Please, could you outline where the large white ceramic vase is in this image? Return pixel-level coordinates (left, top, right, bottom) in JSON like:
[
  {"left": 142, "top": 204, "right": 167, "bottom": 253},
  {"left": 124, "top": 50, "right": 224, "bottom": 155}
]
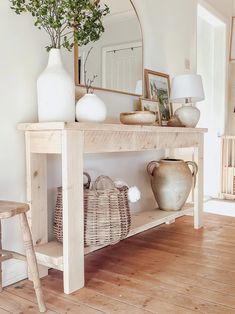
[
  {"left": 76, "top": 93, "right": 107, "bottom": 122},
  {"left": 37, "top": 48, "right": 75, "bottom": 122}
]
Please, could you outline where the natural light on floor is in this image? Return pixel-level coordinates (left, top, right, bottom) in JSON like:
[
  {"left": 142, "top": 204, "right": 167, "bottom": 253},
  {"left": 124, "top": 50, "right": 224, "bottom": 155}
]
[{"left": 204, "top": 199, "right": 235, "bottom": 217}]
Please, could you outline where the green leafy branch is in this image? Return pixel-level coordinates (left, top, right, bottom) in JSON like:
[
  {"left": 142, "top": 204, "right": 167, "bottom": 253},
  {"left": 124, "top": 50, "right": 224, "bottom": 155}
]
[{"left": 10, "top": 0, "right": 109, "bottom": 51}]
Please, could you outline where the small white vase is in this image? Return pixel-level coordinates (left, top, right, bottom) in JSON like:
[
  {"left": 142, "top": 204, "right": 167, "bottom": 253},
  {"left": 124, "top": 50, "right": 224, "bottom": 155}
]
[
  {"left": 175, "top": 104, "right": 200, "bottom": 128},
  {"left": 76, "top": 94, "right": 107, "bottom": 122},
  {"left": 37, "top": 49, "right": 75, "bottom": 122}
]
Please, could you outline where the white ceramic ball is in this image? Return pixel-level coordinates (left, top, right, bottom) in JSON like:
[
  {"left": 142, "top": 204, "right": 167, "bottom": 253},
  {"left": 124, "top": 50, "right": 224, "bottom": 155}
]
[{"left": 76, "top": 94, "right": 107, "bottom": 122}]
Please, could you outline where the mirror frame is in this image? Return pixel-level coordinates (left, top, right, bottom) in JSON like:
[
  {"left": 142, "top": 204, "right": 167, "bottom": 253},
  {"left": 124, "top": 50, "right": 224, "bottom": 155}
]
[{"left": 74, "top": 0, "right": 143, "bottom": 97}]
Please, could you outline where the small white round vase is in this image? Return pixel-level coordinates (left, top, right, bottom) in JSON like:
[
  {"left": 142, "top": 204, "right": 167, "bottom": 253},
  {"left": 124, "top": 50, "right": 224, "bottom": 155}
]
[
  {"left": 37, "top": 49, "right": 75, "bottom": 122},
  {"left": 76, "top": 94, "right": 107, "bottom": 122},
  {"left": 175, "top": 104, "right": 200, "bottom": 128}
]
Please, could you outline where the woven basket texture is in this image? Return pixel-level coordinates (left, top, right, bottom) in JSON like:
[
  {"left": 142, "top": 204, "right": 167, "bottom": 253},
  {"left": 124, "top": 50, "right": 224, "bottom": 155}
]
[{"left": 53, "top": 175, "right": 131, "bottom": 247}]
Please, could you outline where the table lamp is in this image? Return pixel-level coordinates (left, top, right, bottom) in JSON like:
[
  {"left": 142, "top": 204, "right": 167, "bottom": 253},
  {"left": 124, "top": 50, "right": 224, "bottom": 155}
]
[{"left": 170, "top": 74, "right": 205, "bottom": 127}]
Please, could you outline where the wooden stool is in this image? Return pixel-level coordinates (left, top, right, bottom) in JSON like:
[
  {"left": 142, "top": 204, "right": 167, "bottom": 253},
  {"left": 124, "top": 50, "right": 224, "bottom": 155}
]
[{"left": 0, "top": 201, "right": 46, "bottom": 313}]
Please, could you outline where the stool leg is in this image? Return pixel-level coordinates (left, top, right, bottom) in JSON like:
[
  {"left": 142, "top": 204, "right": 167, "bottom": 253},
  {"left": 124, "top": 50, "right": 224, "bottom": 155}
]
[
  {"left": 19, "top": 213, "right": 46, "bottom": 313},
  {"left": 0, "top": 220, "right": 2, "bottom": 293}
]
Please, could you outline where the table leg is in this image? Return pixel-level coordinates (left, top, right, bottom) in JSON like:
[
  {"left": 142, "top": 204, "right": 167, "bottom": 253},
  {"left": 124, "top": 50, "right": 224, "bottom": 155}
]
[
  {"left": 25, "top": 132, "right": 48, "bottom": 277},
  {"left": 62, "top": 130, "right": 84, "bottom": 294},
  {"left": 194, "top": 134, "right": 204, "bottom": 229}
]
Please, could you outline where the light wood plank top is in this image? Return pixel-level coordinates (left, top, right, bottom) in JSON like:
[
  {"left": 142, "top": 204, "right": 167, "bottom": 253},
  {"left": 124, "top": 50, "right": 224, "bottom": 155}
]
[
  {"left": 18, "top": 122, "right": 207, "bottom": 133},
  {"left": 0, "top": 201, "right": 29, "bottom": 219}
]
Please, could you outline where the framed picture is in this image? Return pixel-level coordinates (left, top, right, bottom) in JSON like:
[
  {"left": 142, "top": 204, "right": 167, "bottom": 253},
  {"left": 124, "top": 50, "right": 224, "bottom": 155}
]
[
  {"left": 144, "top": 69, "right": 173, "bottom": 125},
  {"left": 140, "top": 98, "right": 161, "bottom": 125},
  {"left": 230, "top": 17, "right": 235, "bottom": 61}
]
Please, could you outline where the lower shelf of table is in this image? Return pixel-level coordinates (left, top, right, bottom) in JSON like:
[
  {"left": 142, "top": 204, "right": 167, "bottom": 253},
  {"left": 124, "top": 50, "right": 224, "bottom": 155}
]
[{"left": 35, "top": 205, "right": 193, "bottom": 271}]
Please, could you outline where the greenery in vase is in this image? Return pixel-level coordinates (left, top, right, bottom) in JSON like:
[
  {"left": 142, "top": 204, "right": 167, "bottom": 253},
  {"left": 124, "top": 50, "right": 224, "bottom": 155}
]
[{"left": 10, "top": 0, "right": 110, "bottom": 51}]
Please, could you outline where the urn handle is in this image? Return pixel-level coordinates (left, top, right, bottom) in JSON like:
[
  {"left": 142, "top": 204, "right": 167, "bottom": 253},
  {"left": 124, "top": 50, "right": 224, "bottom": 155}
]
[
  {"left": 186, "top": 161, "right": 198, "bottom": 188},
  {"left": 147, "top": 161, "right": 160, "bottom": 177}
]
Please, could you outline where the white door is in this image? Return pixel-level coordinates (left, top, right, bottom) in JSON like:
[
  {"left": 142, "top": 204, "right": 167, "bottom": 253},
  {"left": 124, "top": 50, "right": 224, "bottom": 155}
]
[{"left": 103, "top": 43, "right": 142, "bottom": 93}]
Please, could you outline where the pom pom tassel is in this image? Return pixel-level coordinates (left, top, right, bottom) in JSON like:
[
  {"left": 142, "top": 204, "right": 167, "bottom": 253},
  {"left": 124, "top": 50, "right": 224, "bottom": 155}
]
[{"left": 114, "top": 179, "right": 141, "bottom": 203}]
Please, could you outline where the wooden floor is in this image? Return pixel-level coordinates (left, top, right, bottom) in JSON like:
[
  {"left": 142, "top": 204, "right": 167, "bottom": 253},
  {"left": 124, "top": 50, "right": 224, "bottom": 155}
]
[{"left": 2, "top": 213, "right": 235, "bottom": 313}]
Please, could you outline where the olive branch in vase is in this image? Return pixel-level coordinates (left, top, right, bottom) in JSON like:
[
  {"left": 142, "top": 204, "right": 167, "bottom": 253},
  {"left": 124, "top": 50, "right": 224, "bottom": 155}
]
[{"left": 84, "top": 47, "right": 98, "bottom": 94}]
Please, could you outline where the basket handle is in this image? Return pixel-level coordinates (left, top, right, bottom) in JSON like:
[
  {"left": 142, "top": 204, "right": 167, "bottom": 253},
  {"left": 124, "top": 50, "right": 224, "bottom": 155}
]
[
  {"left": 83, "top": 172, "right": 91, "bottom": 189},
  {"left": 93, "top": 175, "right": 118, "bottom": 192}
]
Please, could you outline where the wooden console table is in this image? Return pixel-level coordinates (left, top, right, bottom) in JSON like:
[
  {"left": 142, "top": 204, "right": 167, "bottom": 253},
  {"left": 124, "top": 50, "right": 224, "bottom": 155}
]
[{"left": 18, "top": 122, "right": 207, "bottom": 294}]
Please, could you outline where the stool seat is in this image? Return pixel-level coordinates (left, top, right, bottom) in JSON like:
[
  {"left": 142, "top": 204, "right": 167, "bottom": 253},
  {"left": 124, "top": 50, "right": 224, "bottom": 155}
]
[{"left": 0, "top": 201, "right": 29, "bottom": 219}]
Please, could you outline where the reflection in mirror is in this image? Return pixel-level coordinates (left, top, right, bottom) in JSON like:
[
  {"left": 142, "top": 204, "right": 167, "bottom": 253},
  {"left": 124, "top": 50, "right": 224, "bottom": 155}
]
[{"left": 75, "top": 0, "right": 143, "bottom": 96}]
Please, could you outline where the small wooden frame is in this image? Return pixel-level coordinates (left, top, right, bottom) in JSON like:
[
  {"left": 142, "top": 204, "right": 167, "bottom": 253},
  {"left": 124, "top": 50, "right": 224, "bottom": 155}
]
[
  {"left": 144, "top": 69, "right": 173, "bottom": 125},
  {"left": 140, "top": 98, "right": 161, "bottom": 125}
]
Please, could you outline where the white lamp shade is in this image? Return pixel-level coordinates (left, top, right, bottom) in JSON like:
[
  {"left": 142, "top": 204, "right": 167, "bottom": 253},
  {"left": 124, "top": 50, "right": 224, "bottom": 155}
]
[{"left": 170, "top": 74, "right": 205, "bottom": 103}]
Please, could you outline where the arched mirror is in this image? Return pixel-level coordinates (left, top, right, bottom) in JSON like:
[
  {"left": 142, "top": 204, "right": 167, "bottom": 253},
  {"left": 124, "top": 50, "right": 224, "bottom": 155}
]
[{"left": 74, "top": 0, "right": 143, "bottom": 96}]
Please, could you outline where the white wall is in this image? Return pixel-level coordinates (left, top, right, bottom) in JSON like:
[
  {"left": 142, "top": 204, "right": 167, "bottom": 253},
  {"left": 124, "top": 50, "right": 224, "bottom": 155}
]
[
  {"left": 229, "top": 64, "right": 235, "bottom": 134},
  {"left": 203, "top": 0, "right": 233, "bottom": 19},
  {"left": 0, "top": 0, "right": 233, "bottom": 287},
  {"left": 228, "top": 1, "right": 235, "bottom": 134},
  {"left": 198, "top": 0, "right": 232, "bottom": 135},
  {"left": 102, "top": 0, "right": 132, "bottom": 15},
  {"left": 134, "top": 0, "right": 198, "bottom": 77},
  {"left": 0, "top": 1, "right": 50, "bottom": 286},
  {"left": 197, "top": 13, "right": 227, "bottom": 197}
]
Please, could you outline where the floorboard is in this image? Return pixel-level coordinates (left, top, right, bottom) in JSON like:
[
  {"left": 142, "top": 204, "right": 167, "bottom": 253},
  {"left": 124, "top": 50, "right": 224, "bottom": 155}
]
[{"left": 2, "top": 213, "right": 235, "bottom": 313}]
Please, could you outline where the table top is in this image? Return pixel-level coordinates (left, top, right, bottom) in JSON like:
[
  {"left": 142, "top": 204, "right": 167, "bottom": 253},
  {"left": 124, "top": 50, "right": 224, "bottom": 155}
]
[{"left": 18, "top": 122, "right": 207, "bottom": 134}]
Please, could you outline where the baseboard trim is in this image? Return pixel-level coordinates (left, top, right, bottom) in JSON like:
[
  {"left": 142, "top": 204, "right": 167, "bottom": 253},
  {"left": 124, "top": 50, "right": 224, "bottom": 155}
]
[{"left": 2, "top": 260, "right": 27, "bottom": 288}]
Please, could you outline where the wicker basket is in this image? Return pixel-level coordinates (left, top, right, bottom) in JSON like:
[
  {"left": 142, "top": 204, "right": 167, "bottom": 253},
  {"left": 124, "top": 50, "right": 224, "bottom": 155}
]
[{"left": 53, "top": 174, "right": 131, "bottom": 247}]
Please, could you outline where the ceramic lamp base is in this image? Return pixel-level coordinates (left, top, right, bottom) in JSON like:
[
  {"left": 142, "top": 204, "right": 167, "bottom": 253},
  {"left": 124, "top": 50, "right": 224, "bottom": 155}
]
[{"left": 175, "top": 104, "right": 200, "bottom": 128}]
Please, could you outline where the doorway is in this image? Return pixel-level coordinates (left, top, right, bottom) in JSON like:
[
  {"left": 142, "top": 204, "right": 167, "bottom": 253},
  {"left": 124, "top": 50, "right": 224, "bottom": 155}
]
[
  {"left": 102, "top": 42, "right": 142, "bottom": 94},
  {"left": 197, "top": 4, "right": 226, "bottom": 200}
]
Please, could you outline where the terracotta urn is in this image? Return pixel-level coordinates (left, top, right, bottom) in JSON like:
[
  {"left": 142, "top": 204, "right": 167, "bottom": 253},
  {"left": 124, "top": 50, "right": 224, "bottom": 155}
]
[{"left": 147, "top": 159, "right": 198, "bottom": 211}]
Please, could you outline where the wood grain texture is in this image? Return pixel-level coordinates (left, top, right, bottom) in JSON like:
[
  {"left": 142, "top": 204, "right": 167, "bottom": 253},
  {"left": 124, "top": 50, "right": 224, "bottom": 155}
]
[
  {"left": 24, "top": 124, "right": 206, "bottom": 155},
  {"left": 62, "top": 130, "right": 85, "bottom": 294},
  {"left": 33, "top": 206, "right": 194, "bottom": 267},
  {"left": 18, "top": 122, "right": 207, "bottom": 133},
  {"left": 25, "top": 131, "right": 48, "bottom": 278},
  {"left": 2, "top": 213, "right": 235, "bottom": 314},
  {"left": 1, "top": 250, "right": 26, "bottom": 262},
  {"left": 0, "top": 201, "right": 28, "bottom": 219},
  {"left": 29, "top": 131, "right": 61, "bottom": 154}
]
